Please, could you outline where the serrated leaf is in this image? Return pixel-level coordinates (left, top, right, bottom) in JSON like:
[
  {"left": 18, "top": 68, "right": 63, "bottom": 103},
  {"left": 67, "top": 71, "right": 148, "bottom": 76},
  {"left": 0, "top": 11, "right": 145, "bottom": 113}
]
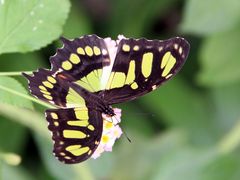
[
  {"left": 197, "top": 28, "right": 240, "bottom": 87},
  {"left": 181, "top": 0, "right": 240, "bottom": 35},
  {"left": 0, "top": 0, "right": 70, "bottom": 54},
  {"left": 0, "top": 76, "right": 33, "bottom": 109}
]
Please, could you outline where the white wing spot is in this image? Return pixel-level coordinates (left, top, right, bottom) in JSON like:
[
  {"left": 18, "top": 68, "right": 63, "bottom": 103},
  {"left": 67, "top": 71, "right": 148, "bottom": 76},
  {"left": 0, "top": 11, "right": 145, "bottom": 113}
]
[
  {"left": 152, "top": 85, "right": 157, "bottom": 90},
  {"left": 102, "top": 49, "right": 107, "bottom": 55}
]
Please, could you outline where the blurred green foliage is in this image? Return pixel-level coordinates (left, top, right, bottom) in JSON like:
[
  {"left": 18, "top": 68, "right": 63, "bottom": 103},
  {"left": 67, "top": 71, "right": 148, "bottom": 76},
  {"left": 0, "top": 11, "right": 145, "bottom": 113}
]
[{"left": 1, "top": 0, "right": 240, "bottom": 179}]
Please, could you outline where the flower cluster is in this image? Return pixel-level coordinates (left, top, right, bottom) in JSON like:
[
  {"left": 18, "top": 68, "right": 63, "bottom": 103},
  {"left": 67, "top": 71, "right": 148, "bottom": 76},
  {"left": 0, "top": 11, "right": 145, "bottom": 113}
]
[{"left": 91, "top": 108, "right": 123, "bottom": 159}]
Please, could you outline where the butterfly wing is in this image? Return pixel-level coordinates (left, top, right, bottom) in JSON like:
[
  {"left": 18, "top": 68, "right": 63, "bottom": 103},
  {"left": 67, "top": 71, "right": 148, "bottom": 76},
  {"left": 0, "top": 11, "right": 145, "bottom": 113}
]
[
  {"left": 45, "top": 107, "right": 103, "bottom": 164},
  {"left": 101, "top": 37, "right": 190, "bottom": 104},
  {"left": 23, "top": 35, "right": 111, "bottom": 107}
]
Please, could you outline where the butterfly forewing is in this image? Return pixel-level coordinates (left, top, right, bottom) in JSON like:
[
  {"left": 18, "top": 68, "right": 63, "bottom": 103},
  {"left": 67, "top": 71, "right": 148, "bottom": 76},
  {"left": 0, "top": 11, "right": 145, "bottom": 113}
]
[
  {"left": 51, "top": 35, "right": 111, "bottom": 93},
  {"left": 23, "top": 35, "right": 112, "bottom": 108},
  {"left": 46, "top": 107, "right": 103, "bottom": 164},
  {"left": 101, "top": 37, "right": 190, "bottom": 104}
]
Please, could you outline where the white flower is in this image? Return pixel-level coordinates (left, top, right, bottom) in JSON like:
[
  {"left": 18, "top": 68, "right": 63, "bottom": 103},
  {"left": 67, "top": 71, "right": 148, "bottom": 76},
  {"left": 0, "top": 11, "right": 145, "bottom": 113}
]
[{"left": 91, "top": 108, "right": 123, "bottom": 159}]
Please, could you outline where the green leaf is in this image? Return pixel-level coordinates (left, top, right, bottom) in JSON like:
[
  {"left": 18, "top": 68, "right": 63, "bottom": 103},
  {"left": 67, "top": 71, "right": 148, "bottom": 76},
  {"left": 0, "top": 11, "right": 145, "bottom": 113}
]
[
  {"left": 210, "top": 83, "right": 240, "bottom": 139},
  {"left": 112, "top": 130, "right": 240, "bottom": 180},
  {"left": 139, "top": 78, "right": 216, "bottom": 145},
  {"left": 197, "top": 28, "right": 240, "bottom": 87},
  {"left": 0, "top": 0, "right": 70, "bottom": 54},
  {"left": 1, "top": 163, "right": 33, "bottom": 180},
  {"left": 181, "top": 0, "right": 240, "bottom": 35},
  {"left": 108, "top": 0, "right": 177, "bottom": 37},
  {"left": 111, "top": 130, "right": 188, "bottom": 180},
  {"left": 0, "top": 76, "right": 33, "bottom": 109},
  {"left": 0, "top": 117, "right": 27, "bottom": 153},
  {"left": 62, "top": 1, "right": 92, "bottom": 38},
  {"left": 0, "top": 52, "right": 47, "bottom": 72}
]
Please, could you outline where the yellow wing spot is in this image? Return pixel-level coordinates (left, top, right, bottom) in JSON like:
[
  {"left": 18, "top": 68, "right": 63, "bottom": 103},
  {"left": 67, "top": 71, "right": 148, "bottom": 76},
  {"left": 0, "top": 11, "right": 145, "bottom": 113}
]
[
  {"left": 69, "top": 53, "right": 80, "bottom": 64},
  {"left": 131, "top": 82, "right": 138, "bottom": 89},
  {"left": 43, "top": 81, "right": 53, "bottom": 89},
  {"left": 179, "top": 46, "right": 183, "bottom": 54},
  {"left": 66, "top": 88, "right": 86, "bottom": 107},
  {"left": 39, "top": 85, "right": 47, "bottom": 91},
  {"left": 77, "top": 47, "right": 85, "bottom": 55},
  {"left": 88, "top": 125, "right": 95, "bottom": 131},
  {"left": 125, "top": 60, "right": 135, "bottom": 84},
  {"left": 142, "top": 52, "right": 153, "bottom": 78},
  {"left": 67, "top": 146, "right": 90, "bottom": 156},
  {"left": 106, "top": 72, "right": 115, "bottom": 89},
  {"left": 93, "top": 46, "right": 101, "bottom": 56},
  {"left": 133, "top": 45, "right": 139, "bottom": 51},
  {"left": 43, "top": 94, "right": 53, "bottom": 100},
  {"left": 62, "top": 61, "right": 72, "bottom": 70},
  {"left": 54, "top": 121, "right": 59, "bottom": 126},
  {"left": 40, "top": 90, "right": 50, "bottom": 95},
  {"left": 165, "top": 73, "right": 173, "bottom": 79},
  {"left": 85, "top": 46, "right": 93, "bottom": 56},
  {"left": 161, "top": 52, "right": 176, "bottom": 77},
  {"left": 74, "top": 108, "right": 89, "bottom": 120},
  {"left": 67, "top": 120, "right": 88, "bottom": 127},
  {"left": 47, "top": 76, "right": 56, "bottom": 84},
  {"left": 50, "top": 112, "right": 58, "bottom": 119},
  {"left": 161, "top": 51, "right": 171, "bottom": 69},
  {"left": 122, "top": 44, "right": 130, "bottom": 52},
  {"left": 63, "top": 130, "right": 87, "bottom": 139},
  {"left": 86, "top": 71, "right": 101, "bottom": 91},
  {"left": 66, "top": 145, "right": 81, "bottom": 151},
  {"left": 110, "top": 72, "right": 126, "bottom": 89}
]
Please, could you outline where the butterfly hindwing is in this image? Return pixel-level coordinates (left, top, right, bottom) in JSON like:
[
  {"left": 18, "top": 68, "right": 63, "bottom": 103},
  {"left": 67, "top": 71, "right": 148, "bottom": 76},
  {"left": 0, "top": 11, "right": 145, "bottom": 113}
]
[
  {"left": 46, "top": 107, "right": 103, "bottom": 164},
  {"left": 102, "top": 37, "right": 190, "bottom": 104}
]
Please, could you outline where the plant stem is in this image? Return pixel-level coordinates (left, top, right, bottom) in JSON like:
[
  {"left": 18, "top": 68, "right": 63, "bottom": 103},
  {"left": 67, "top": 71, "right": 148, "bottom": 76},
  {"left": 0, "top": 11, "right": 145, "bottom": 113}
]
[
  {"left": 0, "top": 71, "right": 32, "bottom": 76},
  {"left": 0, "top": 85, "right": 54, "bottom": 108},
  {"left": 218, "top": 119, "right": 240, "bottom": 154}
]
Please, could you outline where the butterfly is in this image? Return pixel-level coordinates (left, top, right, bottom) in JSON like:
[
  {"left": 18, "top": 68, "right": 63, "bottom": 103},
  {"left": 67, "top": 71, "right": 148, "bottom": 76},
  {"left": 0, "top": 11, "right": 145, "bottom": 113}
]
[{"left": 23, "top": 35, "right": 190, "bottom": 164}]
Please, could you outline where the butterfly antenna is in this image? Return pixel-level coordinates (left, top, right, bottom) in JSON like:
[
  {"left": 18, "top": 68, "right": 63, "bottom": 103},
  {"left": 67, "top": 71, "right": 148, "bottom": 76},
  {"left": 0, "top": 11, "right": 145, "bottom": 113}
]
[{"left": 112, "top": 116, "right": 132, "bottom": 143}]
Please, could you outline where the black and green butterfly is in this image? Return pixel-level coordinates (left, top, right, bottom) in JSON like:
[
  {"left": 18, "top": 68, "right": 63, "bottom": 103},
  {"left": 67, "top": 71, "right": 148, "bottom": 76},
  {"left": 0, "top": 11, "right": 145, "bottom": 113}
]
[{"left": 23, "top": 35, "right": 189, "bottom": 164}]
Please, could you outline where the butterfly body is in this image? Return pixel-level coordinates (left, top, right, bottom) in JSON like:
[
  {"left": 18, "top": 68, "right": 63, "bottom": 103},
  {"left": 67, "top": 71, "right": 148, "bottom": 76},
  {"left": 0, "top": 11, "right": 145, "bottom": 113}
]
[{"left": 23, "top": 35, "right": 190, "bottom": 164}]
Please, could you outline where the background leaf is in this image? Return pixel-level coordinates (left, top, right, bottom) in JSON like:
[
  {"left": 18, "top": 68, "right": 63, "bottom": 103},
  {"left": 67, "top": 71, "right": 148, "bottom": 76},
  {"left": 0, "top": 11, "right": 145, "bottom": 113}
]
[
  {"left": 181, "top": 0, "right": 240, "bottom": 35},
  {"left": 0, "top": 0, "right": 70, "bottom": 54},
  {"left": 197, "top": 29, "right": 240, "bottom": 87}
]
